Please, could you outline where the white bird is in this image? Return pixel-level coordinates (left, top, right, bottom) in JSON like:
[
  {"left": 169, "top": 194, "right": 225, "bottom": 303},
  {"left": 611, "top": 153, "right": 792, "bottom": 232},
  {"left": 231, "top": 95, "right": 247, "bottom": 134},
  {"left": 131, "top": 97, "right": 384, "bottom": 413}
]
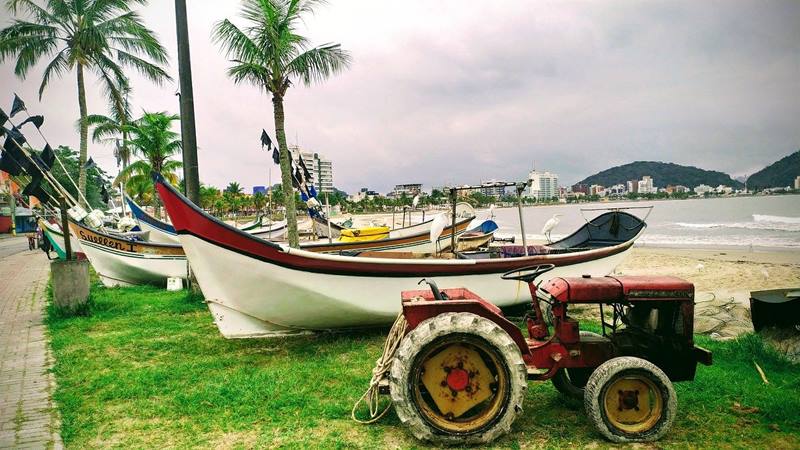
[
  {"left": 489, "top": 204, "right": 496, "bottom": 219},
  {"left": 541, "top": 214, "right": 562, "bottom": 243},
  {"left": 430, "top": 213, "right": 448, "bottom": 253},
  {"left": 412, "top": 194, "right": 420, "bottom": 209}
]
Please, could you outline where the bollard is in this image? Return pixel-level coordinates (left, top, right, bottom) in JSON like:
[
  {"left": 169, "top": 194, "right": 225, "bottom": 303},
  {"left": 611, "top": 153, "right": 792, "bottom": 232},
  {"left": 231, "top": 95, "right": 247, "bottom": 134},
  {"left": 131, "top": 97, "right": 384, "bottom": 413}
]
[{"left": 51, "top": 259, "right": 90, "bottom": 316}]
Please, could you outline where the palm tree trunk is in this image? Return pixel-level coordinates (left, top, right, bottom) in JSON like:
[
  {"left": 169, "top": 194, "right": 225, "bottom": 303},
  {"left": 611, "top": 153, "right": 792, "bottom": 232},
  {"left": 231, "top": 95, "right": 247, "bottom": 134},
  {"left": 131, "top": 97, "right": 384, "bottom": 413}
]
[
  {"left": 272, "top": 94, "right": 299, "bottom": 247},
  {"left": 76, "top": 63, "right": 89, "bottom": 207}
]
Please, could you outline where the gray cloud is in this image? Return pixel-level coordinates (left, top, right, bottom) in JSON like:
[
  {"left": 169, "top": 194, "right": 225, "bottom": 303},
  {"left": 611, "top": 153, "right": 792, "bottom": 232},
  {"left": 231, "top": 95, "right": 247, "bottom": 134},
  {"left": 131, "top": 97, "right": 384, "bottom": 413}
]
[{"left": 1, "top": 0, "right": 798, "bottom": 193}]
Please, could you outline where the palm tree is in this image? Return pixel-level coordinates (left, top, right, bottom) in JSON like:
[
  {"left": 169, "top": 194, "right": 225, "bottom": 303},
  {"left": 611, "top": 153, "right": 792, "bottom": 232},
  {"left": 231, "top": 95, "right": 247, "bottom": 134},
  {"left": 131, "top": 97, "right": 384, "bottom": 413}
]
[
  {"left": 199, "top": 184, "right": 221, "bottom": 212},
  {"left": 87, "top": 78, "right": 134, "bottom": 167},
  {"left": 0, "top": 0, "right": 170, "bottom": 206},
  {"left": 213, "top": 0, "right": 350, "bottom": 247},
  {"left": 115, "top": 111, "right": 182, "bottom": 218},
  {"left": 224, "top": 181, "right": 243, "bottom": 195}
]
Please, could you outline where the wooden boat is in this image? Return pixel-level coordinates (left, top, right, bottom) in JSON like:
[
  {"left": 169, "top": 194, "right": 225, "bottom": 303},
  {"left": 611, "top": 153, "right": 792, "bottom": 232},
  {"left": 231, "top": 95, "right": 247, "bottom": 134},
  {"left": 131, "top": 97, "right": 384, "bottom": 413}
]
[
  {"left": 155, "top": 175, "right": 647, "bottom": 338},
  {"left": 301, "top": 216, "right": 472, "bottom": 254},
  {"left": 67, "top": 219, "right": 188, "bottom": 287},
  {"left": 453, "top": 220, "right": 498, "bottom": 252}
]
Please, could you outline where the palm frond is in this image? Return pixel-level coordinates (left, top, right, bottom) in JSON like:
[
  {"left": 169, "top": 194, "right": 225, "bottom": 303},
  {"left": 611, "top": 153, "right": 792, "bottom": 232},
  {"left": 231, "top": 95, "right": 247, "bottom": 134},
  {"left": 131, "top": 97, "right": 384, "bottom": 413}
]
[
  {"left": 286, "top": 43, "right": 350, "bottom": 86},
  {"left": 38, "top": 46, "right": 69, "bottom": 97}
]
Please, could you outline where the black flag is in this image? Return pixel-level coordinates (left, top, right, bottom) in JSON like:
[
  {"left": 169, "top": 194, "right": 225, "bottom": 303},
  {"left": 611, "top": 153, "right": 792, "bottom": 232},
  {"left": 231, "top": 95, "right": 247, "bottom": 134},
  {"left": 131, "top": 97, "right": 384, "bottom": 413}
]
[
  {"left": 0, "top": 108, "right": 7, "bottom": 127},
  {"left": 10, "top": 94, "right": 25, "bottom": 117},
  {"left": 298, "top": 156, "right": 312, "bottom": 183},
  {"left": 19, "top": 115, "right": 44, "bottom": 129},
  {"left": 260, "top": 129, "right": 273, "bottom": 151},
  {"left": 22, "top": 173, "right": 51, "bottom": 204},
  {"left": 0, "top": 127, "right": 31, "bottom": 175},
  {"left": 272, "top": 147, "right": 280, "bottom": 165},
  {"left": 40, "top": 144, "right": 54, "bottom": 170},
  {"left": 83, "top": 157, "right": 96, "bottom": 169},
  {"left": 100, "top": 185, "right": 110, "bottom": 204},
  {"left": 288, "top": 158, "right": 301, "bottom": 189}
]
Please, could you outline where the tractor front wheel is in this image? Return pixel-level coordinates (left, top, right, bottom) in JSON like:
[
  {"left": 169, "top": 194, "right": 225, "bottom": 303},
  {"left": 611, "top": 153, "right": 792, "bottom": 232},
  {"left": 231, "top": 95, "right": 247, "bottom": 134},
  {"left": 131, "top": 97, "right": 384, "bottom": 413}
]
[
  {"left": 584, "top": 356, "right": 676, "bottom": 443},
  {"left": 389, "top": 312, "right": 527, "bottom": 445},
  {"left": 551, "top": 331, "right": 601, "bottom": 399}
]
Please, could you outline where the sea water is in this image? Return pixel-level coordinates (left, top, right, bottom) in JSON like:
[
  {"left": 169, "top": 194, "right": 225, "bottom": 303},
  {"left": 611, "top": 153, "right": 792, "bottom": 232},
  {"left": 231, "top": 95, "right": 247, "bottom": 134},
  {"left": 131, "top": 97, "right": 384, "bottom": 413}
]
[{"left": 486, "top": 195, "right": 800, "bottom": 251}]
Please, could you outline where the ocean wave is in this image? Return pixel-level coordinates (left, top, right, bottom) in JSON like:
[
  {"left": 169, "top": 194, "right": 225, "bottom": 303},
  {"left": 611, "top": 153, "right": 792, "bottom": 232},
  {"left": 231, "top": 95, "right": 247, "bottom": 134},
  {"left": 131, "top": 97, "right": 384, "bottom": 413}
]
[
  {"left": 673, "top": 220, "right": 800, "bottom": 232},
  {"left": 753, "top": 214, "right": 800, "bottom": 224}
]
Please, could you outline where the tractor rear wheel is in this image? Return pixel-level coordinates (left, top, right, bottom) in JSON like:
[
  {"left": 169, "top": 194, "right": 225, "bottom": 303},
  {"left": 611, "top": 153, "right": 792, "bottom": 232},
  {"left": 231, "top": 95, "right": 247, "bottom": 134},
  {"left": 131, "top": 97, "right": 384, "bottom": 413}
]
[
  {"left": 389, "top": 312, "right": 527, "bottom": 445},
  {"left": 551, "top": 332, "right": 601, "bottom": 399},
  {"left": 584, "top": 356, "right": 676, "bottom": 443}
]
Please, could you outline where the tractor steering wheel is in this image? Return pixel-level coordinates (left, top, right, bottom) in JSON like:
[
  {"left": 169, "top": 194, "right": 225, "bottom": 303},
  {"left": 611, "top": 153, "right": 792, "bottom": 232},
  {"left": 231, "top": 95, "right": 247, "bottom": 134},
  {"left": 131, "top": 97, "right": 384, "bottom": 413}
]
[{"left": 501, "top": 264, "right": 556, "bottom": 283}]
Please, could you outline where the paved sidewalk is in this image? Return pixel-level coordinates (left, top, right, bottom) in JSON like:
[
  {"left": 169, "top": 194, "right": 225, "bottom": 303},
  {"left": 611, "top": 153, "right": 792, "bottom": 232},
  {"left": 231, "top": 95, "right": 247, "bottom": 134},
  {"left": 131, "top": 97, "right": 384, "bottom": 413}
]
[{"left": 0, "top": 250, "right": 62, "bottom": 449}]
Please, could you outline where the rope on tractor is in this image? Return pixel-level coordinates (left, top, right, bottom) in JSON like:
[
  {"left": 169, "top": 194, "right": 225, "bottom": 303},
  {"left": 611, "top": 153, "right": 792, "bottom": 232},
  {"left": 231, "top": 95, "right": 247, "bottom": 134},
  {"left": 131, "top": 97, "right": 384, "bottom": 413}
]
[{"left": 351, "top": 313, "right": 408, "bottom": 424}]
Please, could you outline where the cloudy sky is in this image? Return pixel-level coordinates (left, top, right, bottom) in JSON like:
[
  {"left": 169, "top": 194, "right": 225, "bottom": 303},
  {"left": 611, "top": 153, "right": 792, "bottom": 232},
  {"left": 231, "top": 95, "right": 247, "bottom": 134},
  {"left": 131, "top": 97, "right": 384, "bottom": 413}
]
[{"left": 2, "top": 1, "right": 799, "bottom": 193}]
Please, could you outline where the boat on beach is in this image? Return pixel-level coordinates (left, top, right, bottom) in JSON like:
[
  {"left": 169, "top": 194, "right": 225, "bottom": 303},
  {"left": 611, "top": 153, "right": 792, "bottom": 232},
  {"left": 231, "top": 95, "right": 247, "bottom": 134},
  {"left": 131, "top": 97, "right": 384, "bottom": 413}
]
[
  {"left": 155, "top": 175, "right": 647, "bottom": 338},
  {"left": 67, "top": 219, "right": 188, "bottom": 287}
]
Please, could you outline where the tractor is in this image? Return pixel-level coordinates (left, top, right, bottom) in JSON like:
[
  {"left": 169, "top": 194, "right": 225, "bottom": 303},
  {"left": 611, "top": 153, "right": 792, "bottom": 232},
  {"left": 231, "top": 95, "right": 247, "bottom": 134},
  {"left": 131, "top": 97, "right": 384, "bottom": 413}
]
[{"left": 381, "top": 264, "right": 712, "bottom": 444}]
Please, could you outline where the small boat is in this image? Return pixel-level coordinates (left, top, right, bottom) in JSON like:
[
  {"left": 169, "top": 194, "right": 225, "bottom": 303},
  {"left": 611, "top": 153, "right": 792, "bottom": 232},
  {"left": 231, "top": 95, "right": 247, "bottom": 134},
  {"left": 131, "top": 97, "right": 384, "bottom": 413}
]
[
  {"left": 247, "top": 220, "right": 289, "bottom": 240},
  {"left": 155, "top": 175, "right": 646, "bottom": 338},
  {"left": 67, "top": 219, "right": 188, "bottom": 287},
  {"left": 38, "top": 218, "right": 84, "bottom": 259},
  {"left": 300, "top": 216, "right": 472, "bottom": 255},
  {"left": 454, "top": 220, "right": 498, "bottom": 252}
]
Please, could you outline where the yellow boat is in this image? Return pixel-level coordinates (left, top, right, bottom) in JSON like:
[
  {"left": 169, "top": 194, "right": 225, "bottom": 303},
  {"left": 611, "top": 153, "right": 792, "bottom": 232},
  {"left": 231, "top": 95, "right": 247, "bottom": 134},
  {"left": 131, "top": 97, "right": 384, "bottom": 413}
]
[{"left": 338, "top": 226, "right": 391, "bottom": 242}]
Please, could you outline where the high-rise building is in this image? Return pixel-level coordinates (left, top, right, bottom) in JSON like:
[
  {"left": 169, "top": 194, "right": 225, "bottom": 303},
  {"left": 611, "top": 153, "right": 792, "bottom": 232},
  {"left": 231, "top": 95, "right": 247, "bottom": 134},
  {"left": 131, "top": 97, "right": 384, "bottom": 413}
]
[
  {"left": 637, "top": 176, "right": 654, "bottom": 194},
  {"left": 291, "top": 146, "right": 334, "bottom": 194},
  {"left": 527, "top": 170, "right": 558, "bottom": 200}
]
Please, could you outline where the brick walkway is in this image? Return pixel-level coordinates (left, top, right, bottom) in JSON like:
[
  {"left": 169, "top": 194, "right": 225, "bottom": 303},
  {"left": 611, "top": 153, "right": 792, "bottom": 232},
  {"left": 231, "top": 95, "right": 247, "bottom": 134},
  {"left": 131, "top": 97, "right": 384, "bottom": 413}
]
[{"left": 0, "top": 250, "right": 62, "bottom": 449}]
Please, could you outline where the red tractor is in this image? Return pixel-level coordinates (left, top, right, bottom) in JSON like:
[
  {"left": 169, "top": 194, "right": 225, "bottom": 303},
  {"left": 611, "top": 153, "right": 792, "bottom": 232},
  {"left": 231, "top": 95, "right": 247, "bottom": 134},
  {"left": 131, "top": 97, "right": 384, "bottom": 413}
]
[{"left": 384, "top": 264, "right": 712, "bottom": 444}]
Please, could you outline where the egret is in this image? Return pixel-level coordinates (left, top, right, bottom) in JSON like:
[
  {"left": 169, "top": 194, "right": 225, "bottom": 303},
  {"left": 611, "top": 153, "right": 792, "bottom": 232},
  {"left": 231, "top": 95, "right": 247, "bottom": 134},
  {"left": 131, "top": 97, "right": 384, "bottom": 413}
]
[
  {"left": 542, "top": 214, "right": 562, "bottom": 243},
  {"left": 412, "top": 194, "right": 420, "bottom": 209},
  {"left": 430, "top": 213, "right": 448, "bottom": 254}
]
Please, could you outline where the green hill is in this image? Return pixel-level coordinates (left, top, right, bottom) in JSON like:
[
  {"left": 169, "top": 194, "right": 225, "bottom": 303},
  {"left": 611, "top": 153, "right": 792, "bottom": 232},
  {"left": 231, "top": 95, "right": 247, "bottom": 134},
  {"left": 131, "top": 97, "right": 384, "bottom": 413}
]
[
  {"left": 577, "top": 161, "right": 743, "bottom": 189},
  {"left": 746, "top": 150, "right": 800, "bottom": 189}
]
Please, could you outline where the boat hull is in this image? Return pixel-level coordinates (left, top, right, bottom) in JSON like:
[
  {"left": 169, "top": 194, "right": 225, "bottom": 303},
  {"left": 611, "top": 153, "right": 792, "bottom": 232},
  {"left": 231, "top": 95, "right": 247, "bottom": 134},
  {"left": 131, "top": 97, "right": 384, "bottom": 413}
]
[
  {"left": 68, "top": 221, "right": 188, "bottom": 287},
  {"left": 182, "top": 233, "right": 632, "bottom": 337}
]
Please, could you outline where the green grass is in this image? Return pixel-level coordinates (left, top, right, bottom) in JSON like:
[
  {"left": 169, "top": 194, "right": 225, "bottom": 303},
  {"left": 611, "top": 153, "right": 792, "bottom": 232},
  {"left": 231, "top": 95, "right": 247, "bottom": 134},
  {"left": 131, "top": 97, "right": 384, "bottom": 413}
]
[{"left": 46, "top": 283, "right": 800, "bottom": 449}]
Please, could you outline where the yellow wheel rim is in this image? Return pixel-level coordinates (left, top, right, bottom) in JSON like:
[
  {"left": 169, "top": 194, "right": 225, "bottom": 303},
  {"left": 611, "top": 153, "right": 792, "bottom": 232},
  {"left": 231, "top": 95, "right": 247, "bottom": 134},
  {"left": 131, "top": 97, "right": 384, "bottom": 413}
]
[
  {"left": 412, "top": 337, "right": 508, "bottom": 434},
  {"left": 603, "top": 375, "right": 663, "bottom": 434}
]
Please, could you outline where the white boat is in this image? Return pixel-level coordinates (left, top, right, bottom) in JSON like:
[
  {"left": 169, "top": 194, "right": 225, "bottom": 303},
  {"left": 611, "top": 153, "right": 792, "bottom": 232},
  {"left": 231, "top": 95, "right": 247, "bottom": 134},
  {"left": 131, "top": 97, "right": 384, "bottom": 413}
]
[
  {"left": 67, "top": 219, "right": 188, "bottom": 287},
  {"left": 156, "top": 176, "right": 647, "bottom": 338}
]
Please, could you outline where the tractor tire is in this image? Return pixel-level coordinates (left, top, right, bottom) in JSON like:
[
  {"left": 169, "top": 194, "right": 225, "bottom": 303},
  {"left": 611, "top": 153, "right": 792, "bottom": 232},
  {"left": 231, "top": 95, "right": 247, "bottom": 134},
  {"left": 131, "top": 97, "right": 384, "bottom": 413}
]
[
  {"left": 584, "top": 356, "right": 677, "bottom": 443},
  {"left": 389, "top": 312, "right": 527, "bottom": 445},
  {"left": 551, "top": 331, "right": 602, "bottom": 399}
]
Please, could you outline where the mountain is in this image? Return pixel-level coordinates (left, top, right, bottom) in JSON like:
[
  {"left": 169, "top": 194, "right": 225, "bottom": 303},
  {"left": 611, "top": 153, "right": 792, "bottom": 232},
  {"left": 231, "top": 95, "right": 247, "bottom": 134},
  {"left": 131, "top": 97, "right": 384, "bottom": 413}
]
[
  {"left": 577, "top": 161, "right": 743, "bottom": 189},
  {"left": 746, "top": 150, "right": 800, "bottom": 189}
]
